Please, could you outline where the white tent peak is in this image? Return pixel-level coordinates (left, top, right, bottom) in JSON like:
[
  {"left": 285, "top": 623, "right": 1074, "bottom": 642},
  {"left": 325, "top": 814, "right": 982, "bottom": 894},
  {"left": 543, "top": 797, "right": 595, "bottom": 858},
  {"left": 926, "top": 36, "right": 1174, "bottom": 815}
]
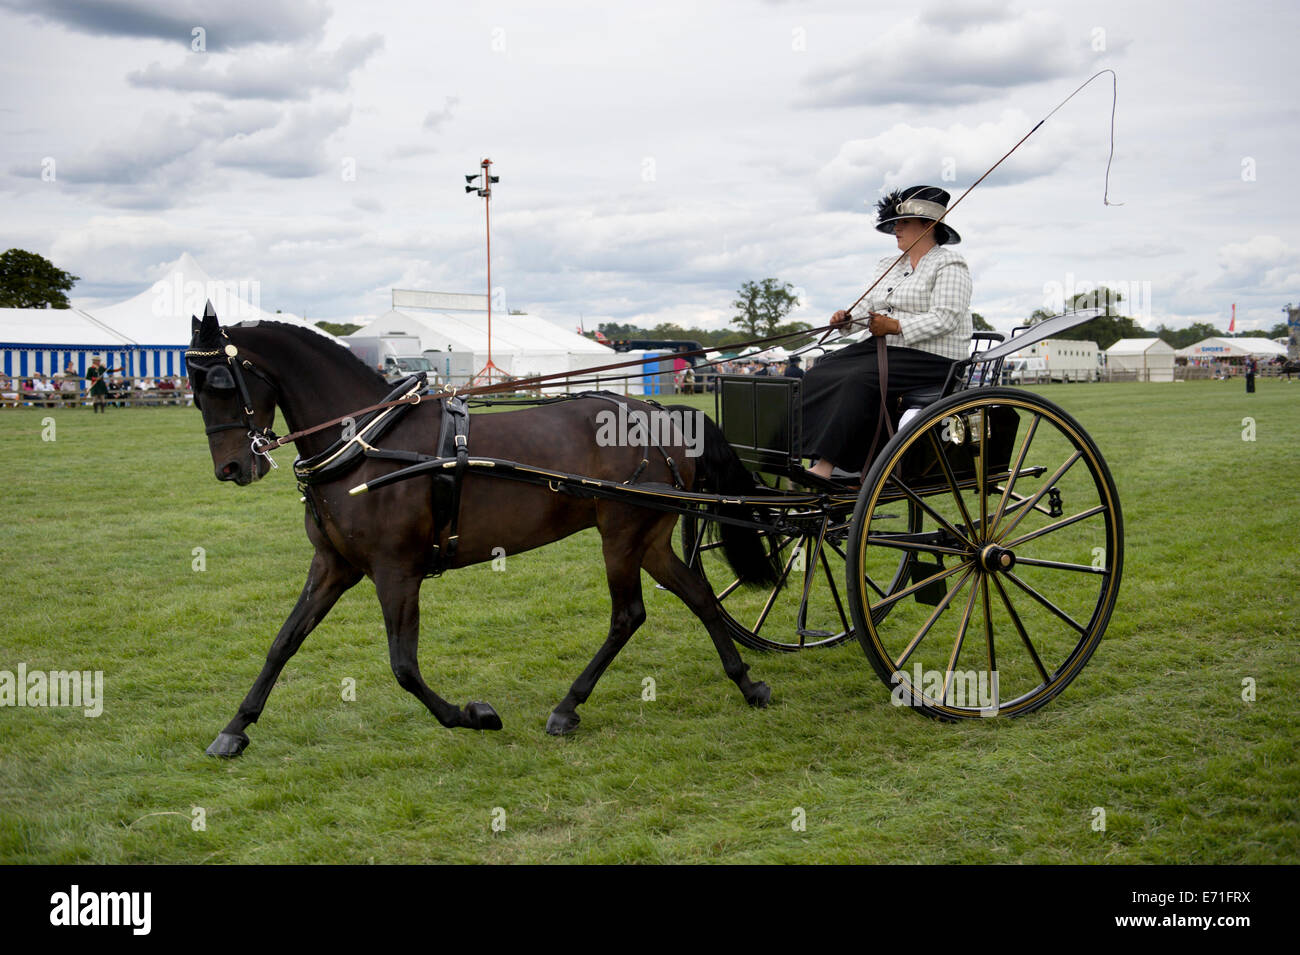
[
  {"left": 87, "top": 252, "right": 336, "bottom": 345},
  {"left": 1106, "top": 338, "right": 1173, "bottom": 353}
]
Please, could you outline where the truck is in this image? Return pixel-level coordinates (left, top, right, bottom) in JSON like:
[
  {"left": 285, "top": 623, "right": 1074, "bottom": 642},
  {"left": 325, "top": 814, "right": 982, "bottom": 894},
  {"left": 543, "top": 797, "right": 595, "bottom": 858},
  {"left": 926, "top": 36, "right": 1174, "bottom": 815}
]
[
  {"left": 1007, "top": 339, "right": 1100, "bottom": 382},
  {"left": 422, "top": 348, "right": 476, "bottom": 389},
  {"left": 343, "top": 333, "right": 436, "bottom": 383}
]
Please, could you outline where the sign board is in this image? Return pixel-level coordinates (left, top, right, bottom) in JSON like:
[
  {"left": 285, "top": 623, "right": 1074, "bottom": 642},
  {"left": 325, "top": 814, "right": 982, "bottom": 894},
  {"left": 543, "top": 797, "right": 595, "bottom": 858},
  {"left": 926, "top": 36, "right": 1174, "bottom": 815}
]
[{"left": 392, "top": 289, "right": 487, "bottom": 312}]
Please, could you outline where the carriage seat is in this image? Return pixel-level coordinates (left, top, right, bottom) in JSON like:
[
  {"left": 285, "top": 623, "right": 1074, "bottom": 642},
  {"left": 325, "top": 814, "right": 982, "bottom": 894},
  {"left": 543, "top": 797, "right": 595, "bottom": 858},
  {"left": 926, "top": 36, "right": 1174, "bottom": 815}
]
[{"left": 898, "top": 384, "right": 946, "bottom": 411}]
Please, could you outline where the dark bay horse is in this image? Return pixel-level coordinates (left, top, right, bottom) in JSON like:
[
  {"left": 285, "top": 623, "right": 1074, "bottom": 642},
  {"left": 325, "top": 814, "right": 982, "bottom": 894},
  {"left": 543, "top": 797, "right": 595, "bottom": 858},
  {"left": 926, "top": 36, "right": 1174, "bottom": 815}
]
[{"left": 186, "top": 308, "right": 777, "bottom": 756}]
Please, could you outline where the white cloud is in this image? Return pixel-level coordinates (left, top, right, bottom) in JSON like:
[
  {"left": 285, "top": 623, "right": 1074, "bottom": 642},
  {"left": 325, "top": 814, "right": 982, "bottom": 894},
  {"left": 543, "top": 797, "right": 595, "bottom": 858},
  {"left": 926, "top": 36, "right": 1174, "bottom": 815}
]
[
  {"left": 1211, "top": 235, "right": 1299, "bottom": 292},
  {"left": 0, "top": 0, "right": 331, "bottom": 49},
  {"left": 799, "top": 6, "right": 1103, "bottom": 107},
  {"left": 212, "top": 103, "right": 352, "bottom": 178},
  {"left": 126, "top": 35, "right": 385, "bottom": 100},
  {"left": 815, "top": 110, "right": 1075, "bottom": 211}
]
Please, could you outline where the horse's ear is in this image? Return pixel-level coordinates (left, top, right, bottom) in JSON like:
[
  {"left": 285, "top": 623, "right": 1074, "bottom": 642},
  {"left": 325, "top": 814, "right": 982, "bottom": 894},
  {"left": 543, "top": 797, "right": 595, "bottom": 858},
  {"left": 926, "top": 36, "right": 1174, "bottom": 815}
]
[
  {"left": 191, "top": 315, "right": 201, "bottom": 338},
  {"left": 198, "top": 301, "right": 220, "bottom": 344}
]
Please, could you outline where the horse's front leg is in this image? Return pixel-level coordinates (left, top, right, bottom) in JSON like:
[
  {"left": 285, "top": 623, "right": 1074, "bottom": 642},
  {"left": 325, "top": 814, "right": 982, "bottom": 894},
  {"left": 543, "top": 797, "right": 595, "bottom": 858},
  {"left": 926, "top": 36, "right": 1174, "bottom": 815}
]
[
  {"left": 207, "top": 549, "right": 362, "bottom": 757},
  {"left": 374, "top": 569, "right": 503, "bottom": 731}
]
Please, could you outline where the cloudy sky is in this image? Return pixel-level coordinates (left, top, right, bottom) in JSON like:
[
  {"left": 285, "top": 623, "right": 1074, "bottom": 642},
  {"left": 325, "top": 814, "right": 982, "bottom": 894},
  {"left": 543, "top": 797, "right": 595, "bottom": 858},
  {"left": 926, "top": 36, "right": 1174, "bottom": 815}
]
[{"left": 1, "top": 0, "right": 1295, "bottom": 336}]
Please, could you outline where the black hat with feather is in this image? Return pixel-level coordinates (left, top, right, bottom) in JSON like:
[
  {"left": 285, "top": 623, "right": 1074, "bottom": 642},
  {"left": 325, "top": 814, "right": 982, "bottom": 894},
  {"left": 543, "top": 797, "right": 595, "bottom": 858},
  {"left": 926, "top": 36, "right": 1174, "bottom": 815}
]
[{"left": 873, "top": 185, "right": 960, "bottom": 245}]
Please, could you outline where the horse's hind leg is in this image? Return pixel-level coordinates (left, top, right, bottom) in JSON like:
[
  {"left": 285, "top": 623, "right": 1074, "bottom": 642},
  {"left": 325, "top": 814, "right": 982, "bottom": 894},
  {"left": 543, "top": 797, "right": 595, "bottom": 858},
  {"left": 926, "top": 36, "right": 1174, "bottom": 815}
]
[
  {"left": 641, "top": 524, "right": 771, "bottom": 708},
  {"left": 374, "top": 570, "right": 503, "bottom": 731},
  {"left": 207, "top": 548, "right": 362, "bottom": 757},
  {"left": 546, "top": 534, "right": 647, "bottom": 736}
]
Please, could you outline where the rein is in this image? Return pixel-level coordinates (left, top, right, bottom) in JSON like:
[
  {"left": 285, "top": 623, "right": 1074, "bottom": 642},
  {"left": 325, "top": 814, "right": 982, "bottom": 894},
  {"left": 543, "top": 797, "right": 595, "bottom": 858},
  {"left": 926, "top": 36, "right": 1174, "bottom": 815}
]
[{"left": 256, "top": 319, "right": 838, "bottom": 452}]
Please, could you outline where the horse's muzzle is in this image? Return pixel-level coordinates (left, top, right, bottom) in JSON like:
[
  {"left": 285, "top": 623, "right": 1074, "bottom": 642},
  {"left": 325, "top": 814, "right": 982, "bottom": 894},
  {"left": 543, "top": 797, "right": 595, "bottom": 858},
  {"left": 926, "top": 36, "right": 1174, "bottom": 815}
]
[{"left": 217, "top": 455, "right": 267, "bottom": 485}]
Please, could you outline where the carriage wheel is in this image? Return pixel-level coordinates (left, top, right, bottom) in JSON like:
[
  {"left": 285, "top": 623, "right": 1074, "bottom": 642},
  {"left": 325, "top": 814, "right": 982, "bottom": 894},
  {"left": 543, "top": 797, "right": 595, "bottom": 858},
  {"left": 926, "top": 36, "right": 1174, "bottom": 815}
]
[
  {"left": 846, "top": 388, "right": 1122, "bottom": 719},
  {"left": 680, "top": 479, "right": 919, "bottom": 652}
]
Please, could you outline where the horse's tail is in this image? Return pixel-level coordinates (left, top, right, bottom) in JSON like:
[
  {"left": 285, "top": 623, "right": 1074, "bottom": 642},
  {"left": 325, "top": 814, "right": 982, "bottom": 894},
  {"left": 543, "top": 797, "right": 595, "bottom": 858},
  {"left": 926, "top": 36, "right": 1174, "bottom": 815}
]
[{"left": 673, "top": 405, "right": 779, "bottom": 587}]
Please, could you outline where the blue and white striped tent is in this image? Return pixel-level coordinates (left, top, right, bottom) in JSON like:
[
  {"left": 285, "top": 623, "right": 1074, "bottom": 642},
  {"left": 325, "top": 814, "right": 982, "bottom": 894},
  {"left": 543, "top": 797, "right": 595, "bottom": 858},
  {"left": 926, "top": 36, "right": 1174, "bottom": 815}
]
[{"left": 0, "top": 306, "right": 187, "bottom": 381}]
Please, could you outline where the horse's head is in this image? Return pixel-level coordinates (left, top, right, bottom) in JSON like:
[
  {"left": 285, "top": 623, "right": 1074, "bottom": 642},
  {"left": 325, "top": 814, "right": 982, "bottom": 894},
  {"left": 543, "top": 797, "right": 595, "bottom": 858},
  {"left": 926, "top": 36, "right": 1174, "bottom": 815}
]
[{"left": 187, "top": 303, "right": 279, "bottom": 486}]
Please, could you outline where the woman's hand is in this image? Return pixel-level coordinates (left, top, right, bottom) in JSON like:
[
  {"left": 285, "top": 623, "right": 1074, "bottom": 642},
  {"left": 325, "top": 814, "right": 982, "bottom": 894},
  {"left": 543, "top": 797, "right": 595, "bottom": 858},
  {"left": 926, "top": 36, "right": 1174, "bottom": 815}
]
[{"left": 867, "top": 311, "right": 901, "bottom": 337}]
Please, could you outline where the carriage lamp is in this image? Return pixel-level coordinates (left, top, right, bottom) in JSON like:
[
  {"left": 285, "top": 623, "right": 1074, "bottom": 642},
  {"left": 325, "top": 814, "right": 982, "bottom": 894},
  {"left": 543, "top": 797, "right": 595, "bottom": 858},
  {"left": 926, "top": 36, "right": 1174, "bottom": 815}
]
[{"left": 942, "top": 414, "right": 967, "bottom": 444}]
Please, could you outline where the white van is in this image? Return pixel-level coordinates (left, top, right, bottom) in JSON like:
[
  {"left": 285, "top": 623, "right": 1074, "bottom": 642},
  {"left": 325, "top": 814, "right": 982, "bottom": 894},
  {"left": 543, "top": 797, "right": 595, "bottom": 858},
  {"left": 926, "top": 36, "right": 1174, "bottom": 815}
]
[{"left": 1003, "top": 357, "right": 1048, "bottom": 384}]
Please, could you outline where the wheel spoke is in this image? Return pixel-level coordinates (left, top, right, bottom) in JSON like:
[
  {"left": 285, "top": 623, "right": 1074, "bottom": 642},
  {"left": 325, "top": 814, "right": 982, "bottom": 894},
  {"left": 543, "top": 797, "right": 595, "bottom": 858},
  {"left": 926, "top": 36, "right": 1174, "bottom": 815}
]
[
  {"left": 981, "top": 574, "right": 997, "bottom": 707},
  {"left": 795, "top": 523, "right": 828, "bottom": 637},
  {"left": 1002, "top": 570, "right": 1087, "bottom": 634},
  {"left": 1012, "top": 556, "right": 1109, "bottom": 575},
  {"left": 926, "top": 428, "right": 977, "bottom": 537},
  {"left": 941, "top": 576, "right": 980, "bottom": 704},
  {"left": 871, "top": 559, "right": 972, "bottom": 613},
  {"left": 989, "top": 413, "right": 1041, "bottom": 533},
  {"left": 977, "top": 406, "right": 989, "bottom": 535},
  {"left": 818, "top": 545, "right": 851, "bottom": 635},
  {"left": 990, "top": 572, "right": 1050, "bottom": 683},
  {"left": 863, "top": 534, "right": 967, "bottom": 557},
  {"left": 717, "top": 577, "right": 742, "bottom": 600},
  {"left": 1002, "top": 504, "right": 1106, "bottom": 549},
  {"left": 892, "top": 567, "right": 974, "bottom": 669},
  {"left": 751, "top": 540, "right": 801, "bottom": 635},
  {"left": 991, "top": 488, "right": 1060, "bottom": 522},
  {"left": 885, "top": 473, "right": 975, "bottom": 547},
  {"left": 994, "top": 449, "right": 1082, "bottom": 542}
]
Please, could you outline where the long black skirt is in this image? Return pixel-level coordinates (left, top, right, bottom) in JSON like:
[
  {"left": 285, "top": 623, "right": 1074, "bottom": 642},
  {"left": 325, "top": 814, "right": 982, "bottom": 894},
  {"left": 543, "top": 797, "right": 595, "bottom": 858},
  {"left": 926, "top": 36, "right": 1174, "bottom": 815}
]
[{"left": 801, "top": 342, "right": 955, "bottom": 473}]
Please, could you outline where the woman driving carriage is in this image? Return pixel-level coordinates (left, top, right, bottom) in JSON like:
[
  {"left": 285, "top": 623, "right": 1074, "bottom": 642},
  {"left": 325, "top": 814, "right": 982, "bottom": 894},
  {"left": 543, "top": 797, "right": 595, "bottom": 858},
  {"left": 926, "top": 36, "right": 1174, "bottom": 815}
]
[{"left": 802, "top": 185, "right": 972, "bottom": 480}]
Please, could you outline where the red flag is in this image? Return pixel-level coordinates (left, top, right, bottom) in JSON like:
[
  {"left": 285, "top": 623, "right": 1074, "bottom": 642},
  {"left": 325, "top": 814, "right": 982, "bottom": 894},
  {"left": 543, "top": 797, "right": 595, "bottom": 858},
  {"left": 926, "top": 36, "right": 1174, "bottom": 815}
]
[
  {"left": 594, "top": 330, "right": 608, "bottom": 343},
  {"left": 1228, "top": 304, "right": 1236, "bottom": 334}
]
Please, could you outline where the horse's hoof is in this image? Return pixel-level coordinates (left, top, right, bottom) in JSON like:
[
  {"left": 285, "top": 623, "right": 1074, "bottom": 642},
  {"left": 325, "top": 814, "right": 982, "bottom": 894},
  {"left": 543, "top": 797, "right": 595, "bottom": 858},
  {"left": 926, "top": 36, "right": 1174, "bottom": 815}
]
[
  {"left": 464, "top": 701, "right": 503, "bottom": 731},
  {"left": 746, "top": 682, "right": 772, "bottom": 708},
  {"left": 545, "top": 710, "right": 580, "bottom": 736},
  {"left": 206, "top": 731, "right": 249, "bottom": 757}
]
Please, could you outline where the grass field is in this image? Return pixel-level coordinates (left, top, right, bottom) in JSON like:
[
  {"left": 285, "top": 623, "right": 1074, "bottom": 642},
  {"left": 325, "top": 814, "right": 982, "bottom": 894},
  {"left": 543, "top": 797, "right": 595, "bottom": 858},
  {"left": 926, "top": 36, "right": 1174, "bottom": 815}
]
[{"left": 1, "top": 379, "right": 1297, "bottom": 864}]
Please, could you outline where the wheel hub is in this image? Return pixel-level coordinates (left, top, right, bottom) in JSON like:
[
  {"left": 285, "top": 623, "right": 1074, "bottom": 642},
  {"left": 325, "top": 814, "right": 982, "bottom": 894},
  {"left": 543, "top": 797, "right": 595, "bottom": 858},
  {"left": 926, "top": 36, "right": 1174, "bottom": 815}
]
[{"left": 977, "top": 543, "right": 1015, "bottom": 573}]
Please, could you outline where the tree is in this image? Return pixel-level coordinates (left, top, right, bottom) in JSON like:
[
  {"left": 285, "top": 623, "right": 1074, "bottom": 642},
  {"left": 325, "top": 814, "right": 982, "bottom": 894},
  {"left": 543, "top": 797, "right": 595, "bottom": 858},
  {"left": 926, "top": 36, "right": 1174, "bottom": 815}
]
[
  {"left": 1069, "top": 286, "right": 1124, "bottom": 316},
  {"left": 315, "top": 320, "right": 362, "bottom": 337},
  {"left": 971, "top": 311, "right": 994, "bottom": 332},
  {"left": 731, "top": 278, "right": 799, "bottom": 337},
  {"left": 1156, "top": 322, "right": 1220, "bottom": 350},
  {"left": 0, "top": 249, "right": 79, "bottom": 308}
]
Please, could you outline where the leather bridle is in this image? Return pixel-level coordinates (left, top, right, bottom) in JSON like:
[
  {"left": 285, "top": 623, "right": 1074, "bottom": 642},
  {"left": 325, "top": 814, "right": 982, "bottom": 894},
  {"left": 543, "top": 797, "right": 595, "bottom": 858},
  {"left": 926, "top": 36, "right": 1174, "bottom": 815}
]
[{"left": 185, "top": 332, "right": 281, "bottom": 471}]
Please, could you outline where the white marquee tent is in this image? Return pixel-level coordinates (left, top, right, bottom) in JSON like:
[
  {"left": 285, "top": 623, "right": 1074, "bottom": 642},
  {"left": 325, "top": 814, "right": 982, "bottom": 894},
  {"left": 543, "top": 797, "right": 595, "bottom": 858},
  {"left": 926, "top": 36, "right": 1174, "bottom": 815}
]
[
  {"left": 1174, "top": 337, "right": 1287, "bottom": 361},
  {"left": 1105, "top": 338, "right": 1176, "bottom": 381},
  {"left": 0, "top": 253, "right": 336, "bottom": 381},
  {"left": 361, "top": 296, "right": 614, "bottom": 383}
]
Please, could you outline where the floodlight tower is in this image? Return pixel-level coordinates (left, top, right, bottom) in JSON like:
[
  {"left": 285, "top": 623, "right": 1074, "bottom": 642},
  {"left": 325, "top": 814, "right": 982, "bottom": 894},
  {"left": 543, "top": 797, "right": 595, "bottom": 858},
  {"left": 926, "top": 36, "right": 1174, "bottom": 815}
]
[{"left": 465, "top": 157, "right": 504, "bottom": 385}]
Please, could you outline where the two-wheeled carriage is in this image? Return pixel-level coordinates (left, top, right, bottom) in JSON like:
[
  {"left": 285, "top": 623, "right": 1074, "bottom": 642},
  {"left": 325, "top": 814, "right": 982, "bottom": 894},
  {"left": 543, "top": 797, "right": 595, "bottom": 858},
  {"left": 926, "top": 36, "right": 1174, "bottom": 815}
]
[{"left": 682, "top": 315, "right": 1123, "bottom": 719}]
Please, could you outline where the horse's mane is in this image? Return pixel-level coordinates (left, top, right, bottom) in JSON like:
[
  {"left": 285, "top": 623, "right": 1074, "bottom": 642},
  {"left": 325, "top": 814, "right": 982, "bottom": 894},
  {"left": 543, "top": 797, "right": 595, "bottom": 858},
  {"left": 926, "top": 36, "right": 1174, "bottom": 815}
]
[{"left": 229, "top": 320, "right": 390, "bottom": 390}]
